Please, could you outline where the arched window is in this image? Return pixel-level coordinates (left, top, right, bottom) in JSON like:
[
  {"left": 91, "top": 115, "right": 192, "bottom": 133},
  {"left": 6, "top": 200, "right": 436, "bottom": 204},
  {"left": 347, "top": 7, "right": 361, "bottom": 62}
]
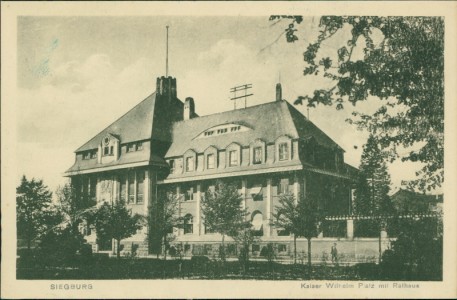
[
  {"left": 251, "top": 211, "right": 263, "bottom": 236},
  {"left": 184, "top": 214, "right": 193, "bottom": 234}
]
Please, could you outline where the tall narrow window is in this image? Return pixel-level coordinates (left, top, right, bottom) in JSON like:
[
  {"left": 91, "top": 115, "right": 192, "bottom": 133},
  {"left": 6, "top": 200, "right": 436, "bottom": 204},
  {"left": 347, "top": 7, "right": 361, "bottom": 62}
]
[
  {"left": 278, "top": 178, "right": 290, "bottom": 195},
  {"left": 253, "top": 147, "right": 262, "bottom": 164},
  {"left": 136, "top": 171, "right": 144, "bottom": 204},
  {"left": 128, "top": 172, "right": 135, "bottom": 204},
  {"left": 184, "top": 214, "right": 193, "bottom": 234},
  {"left": 120, "top": 175, "right": 126, "bottom": 203},
  {"left": 279, "top": 143, "right": 289, "bottom": 161},
  {"left": 169, "top": 160, "right": 175, "bottom": 174},
  {"left": 229, "top": 150, "right": 238, "bottom": 166},
  {"left": 103, "top": 146, "right": 110, "bottom": 156},
  {"left": 183, "top": 185, "right": 194, "bottom": 201},
  {"left": 207, "top": 154, "right": 215, "bottom": 169},
  {"left": 186, "top": 156, "right": 194, "bottom": 172}
]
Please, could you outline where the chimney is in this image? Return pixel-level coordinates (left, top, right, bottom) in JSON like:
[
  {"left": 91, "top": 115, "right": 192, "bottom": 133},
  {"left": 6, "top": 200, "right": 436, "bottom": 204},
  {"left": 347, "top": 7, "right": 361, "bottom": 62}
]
[
  {"left": 156, "top": 76, "right": 177, "bottom": 101},
  {"left": 276, "top": 83, "right": 282, "bottom": 102},
  {"left": 184, "top": 97, "right": 195, "bottom": 120}
]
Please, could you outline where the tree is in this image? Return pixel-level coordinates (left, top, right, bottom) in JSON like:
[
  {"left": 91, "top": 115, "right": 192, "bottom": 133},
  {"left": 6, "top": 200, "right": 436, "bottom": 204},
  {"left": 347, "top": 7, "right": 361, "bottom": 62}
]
[
  {"left": 354, "top": 135, "right": 392, "bottom": 216},
  {"left": 148, "top": 191, "right": 179, "bottom": 259},
  {"left": 272, "top": 16, "right": 444, "bottom": 192},
  {"left": 16, "top": 175, "right": 59, "bottom": 250},
  {"left": 201, "top": 180, "right": 250, "bottom": 262},
  {"left": 93, "top": 201, "right": 144, "bottom": 259},
  {"left": 272, "top": 193, "right": 324, "bottom": 266},
  {"left": 233, "top": 228, "right": 259, "bottom": 274}
]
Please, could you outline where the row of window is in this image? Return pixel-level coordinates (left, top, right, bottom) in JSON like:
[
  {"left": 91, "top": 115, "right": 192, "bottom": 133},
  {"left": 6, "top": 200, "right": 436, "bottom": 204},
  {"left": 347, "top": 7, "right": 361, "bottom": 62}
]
[
  {"left": 179, "top": 211, "right": 290, "bottom": 237},
  {"left": 119, "top": 171, "right": 145, "bottom": 204},
  {"left": 176, "top": 177, "right": 293, "bottom": 202},
  {"left": 169, "top": 142, "right": 290, "bottom": 174},
  {"left": 83, "top": 142, "right": 144, "bottom": 159},
  {"left": 202, "top": 126, "right": 242, "bottom": 137},
  {"left": 127, "top": 142, "right": 143, "bottom": 153},
  {"left": 82, "top": 150, "right": 98, "bottom": 160}
]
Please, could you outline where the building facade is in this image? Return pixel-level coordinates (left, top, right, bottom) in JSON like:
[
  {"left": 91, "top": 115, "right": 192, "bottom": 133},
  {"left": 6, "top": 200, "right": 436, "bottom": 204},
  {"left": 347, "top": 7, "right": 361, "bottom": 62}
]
[{"left": 66, "top": 76, "right": 377, "bottom": 261}]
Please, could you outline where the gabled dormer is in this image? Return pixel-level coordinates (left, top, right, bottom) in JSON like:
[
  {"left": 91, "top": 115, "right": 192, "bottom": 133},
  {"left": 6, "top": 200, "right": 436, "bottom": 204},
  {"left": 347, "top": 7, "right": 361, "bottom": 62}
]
[{"left": 98, "top": 133, "right": 120, "bottom": 164}]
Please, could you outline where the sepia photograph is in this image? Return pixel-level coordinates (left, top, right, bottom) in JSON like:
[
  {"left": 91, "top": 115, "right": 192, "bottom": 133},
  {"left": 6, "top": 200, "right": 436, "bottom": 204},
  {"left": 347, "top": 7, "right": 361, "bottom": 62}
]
[{"left": 2, "top": 1, "right": 456, "bottom": 299}]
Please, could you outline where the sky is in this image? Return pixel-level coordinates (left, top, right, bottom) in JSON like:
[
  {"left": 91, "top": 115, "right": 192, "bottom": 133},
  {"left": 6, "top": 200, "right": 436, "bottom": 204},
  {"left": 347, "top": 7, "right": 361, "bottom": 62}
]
[{"left": 16, "top": 16, "right": 423, "bottom": 193}]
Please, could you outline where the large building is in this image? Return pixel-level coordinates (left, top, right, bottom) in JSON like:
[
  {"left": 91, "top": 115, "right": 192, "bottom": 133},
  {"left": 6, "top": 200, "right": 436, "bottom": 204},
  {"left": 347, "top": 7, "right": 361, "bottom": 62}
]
[{"left": 66, "top": 76, "right": 370, "bottom": 260}]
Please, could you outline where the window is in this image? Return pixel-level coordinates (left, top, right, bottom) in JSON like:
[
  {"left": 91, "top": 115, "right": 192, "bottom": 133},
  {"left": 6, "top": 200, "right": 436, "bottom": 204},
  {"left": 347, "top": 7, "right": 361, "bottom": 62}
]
[
  {"left": 278, "top": 178, "right": 290, "bottom": 195},
  {"left": 186, "top": 156, "right": 194, "bottom": 172},
  {"left": 252, "top": 244, "right": 260, "bottom": 253},
  {"left": 103, "top": 146, "right": 110, "bottom": 156},
  {"left": 136, "top": 142, "right": 143, "bottom": 151},
  {"left": 169, "top": 160, "right": 175, "bottom": 174},
  {"left": 128, "top": 172, "right": 135, "bottom": 204},
  {"left": 184, "top": 214, "right": 193, "bottom": 234},
  {"left": 279, "top": 142, "right": 289, "bottom": 161},
  {"left": 207, "top": 154, "right": 215, "bottom": 169},
  {"left": 278, "top": 244, "right": 287, "bottom": 252},
  {"left": 229, "top": 150, "right": 238, "bottom": 166},
  {"left": 120, "top": 175, "right": 126, "bottom": 203},
  {"left": 90, "top": 150, "right": 97, "bottom": 159},
  {"left": 127, "top": 143, "right": 136, "bottom": 152},
  {"left": 252, "top": 212, "right": 263, "bottom": 236},
  {"left": 183, "top": 185, "right": 194, "bottom": 201},
  {"left": 136, "top": 171, "right": 144, "bottom": 204},
  {"left": 253, "top": 147, "right": 262, "bottom": 164},
  {"left": 83, "top": 152, "right": 91, "bottom": 160}
]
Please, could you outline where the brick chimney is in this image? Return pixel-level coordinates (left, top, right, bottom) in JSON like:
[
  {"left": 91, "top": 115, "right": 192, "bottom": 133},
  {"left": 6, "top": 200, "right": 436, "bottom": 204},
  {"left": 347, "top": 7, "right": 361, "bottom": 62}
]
[
  {"left": 156, "top": 76, "right": 177, "bottom": 101},
  {"left": 184, "top": 97, "right": 196, "bottom": 120},
  {"left": 276, "top": 83, "right": 282, "bottom": 102}
]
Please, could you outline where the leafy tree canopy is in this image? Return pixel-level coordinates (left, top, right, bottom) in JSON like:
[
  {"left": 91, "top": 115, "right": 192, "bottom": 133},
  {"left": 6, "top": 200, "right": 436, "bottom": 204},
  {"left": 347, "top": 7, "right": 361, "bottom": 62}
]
[
  {"left": 93, "top": 201, "right": 144, "bottom": 258},
  {"left": 201, "top": 180, "right": 250, "bottom": 238},
  {"left": 16, "top": 175, "right": 61, "bottom": 249},
  {"left": 273, "top": 16, "right": 444, "bottom": 192}
]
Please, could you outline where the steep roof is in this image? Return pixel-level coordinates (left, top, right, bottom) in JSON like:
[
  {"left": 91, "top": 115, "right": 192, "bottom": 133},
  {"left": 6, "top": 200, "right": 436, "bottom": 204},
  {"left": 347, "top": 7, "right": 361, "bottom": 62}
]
[
  {"left": 75, "top": 93, "right": 157, "bottom": 152},
  {"left": 165, "top": 100, "right": 342, "bottom": 157},
  {"left": 286, "top": 102, "right": 344, "bottom": 151}
]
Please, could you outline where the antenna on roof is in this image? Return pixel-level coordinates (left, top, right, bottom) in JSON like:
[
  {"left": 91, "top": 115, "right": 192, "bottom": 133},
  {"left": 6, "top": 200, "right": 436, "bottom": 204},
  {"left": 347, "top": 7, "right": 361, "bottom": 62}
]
[
  {"left": 230, "top": 84, "right": 253, "bottom": 109},
  {"left": 166, "top": 25, "right": 169, "bottom": 77}
]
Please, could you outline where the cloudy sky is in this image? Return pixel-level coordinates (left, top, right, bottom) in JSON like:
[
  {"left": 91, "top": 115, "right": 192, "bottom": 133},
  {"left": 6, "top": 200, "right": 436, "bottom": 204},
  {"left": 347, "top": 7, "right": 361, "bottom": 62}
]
[{"left": 16, "top": 16, "right": 422, "bottom": 193}]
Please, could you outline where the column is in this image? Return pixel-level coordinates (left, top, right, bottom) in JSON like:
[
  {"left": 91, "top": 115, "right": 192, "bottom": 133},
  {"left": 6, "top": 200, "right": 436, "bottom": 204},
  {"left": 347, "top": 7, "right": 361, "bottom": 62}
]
[
  {"left": 112, "top": 175, "right": 118, "bottom": 204},
  {"left": 241, "top": 178, "right": 247, "bottom": 211},
  {"left": 176, "top": 186, "right": 181, "bottom": 236},
  {"left": 133, "top": 170, "right": 137, "bottom": 204},
  {"left": 196, "top": 183, "right": 201, "bottom": 236},
  {"left": 265, "top": 178, "right": 272, "bottom": 237},
  {"left": 293, "top": 173, "right": 299, "bottom": 205},
  {"left": 96, "top": 177, "right": 101, "bottom": 205},
  {"left": 144, "top": 170, "right": 150, "bottom": 213},
  {"left": 347, "top": 219, "right": 354, "bottom": 240}
]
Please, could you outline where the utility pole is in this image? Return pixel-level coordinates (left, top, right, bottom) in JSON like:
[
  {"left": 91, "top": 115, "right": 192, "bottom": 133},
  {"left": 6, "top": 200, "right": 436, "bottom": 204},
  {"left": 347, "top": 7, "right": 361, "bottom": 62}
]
[{"left": 166, "top": 25, "right": 169, "bottom": 77}]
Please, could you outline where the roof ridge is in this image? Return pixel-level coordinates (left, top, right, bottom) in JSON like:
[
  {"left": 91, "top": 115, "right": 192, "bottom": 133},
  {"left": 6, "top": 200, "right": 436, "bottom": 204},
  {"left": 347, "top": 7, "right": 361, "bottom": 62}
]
[
  {"left": 75, "top": 92, "right": 156, "bottom": 152},
  {"left": 172, "top": 100, "right": 284, "bottom": 126}
]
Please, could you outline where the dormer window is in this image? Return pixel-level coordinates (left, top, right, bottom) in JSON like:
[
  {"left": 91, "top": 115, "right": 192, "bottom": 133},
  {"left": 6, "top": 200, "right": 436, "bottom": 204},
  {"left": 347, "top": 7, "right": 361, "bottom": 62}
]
[
  {"left": 169, "top": 159, "right": 176, "bottom": 174},
  {"left": 253, "top": 147, "right": 262, "bottom": 164},
  {"left": 279, "top": 143, "right": 289, "bottom": 161},
  {"left": 229, "top": 150, "right": 238, "bottom": 166},
  {"left": 186, "top": 156, "right": 195, "bottom": 172},
  {"left": 126, "top": 142, "right": 144, "bottom": 153},
  {"left": 207, "top": 154, "right": 215, "bottom": 169},
  {"left": 103, "top": 145, "right": 113, "bottom": 156},
  {"left": 83, "top": 150, "right": 97, "bottom": 160}
]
